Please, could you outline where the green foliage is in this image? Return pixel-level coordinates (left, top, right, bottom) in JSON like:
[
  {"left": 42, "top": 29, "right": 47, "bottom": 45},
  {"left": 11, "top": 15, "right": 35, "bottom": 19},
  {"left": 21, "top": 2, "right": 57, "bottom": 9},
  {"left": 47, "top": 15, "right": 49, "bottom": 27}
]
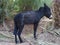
[
  {"left": 0, "top": 0, "right": 6, "bottom": 23},
  {"left": 17, "top": 0, "right": 35, "bottom": 11},
  {"left": 34, "top": 0, "right": 53, "bottom": 10}
]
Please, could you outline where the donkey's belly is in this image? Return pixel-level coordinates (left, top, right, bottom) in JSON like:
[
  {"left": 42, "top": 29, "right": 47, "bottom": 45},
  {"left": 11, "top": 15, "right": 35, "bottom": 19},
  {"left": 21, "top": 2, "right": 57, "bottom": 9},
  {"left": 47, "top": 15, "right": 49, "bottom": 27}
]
[
  {"left": 24, "top": 20, "right": 35, "bottom": 24},
  {"left": 24, "top": 18, "right": 39, "bottom": 24}
]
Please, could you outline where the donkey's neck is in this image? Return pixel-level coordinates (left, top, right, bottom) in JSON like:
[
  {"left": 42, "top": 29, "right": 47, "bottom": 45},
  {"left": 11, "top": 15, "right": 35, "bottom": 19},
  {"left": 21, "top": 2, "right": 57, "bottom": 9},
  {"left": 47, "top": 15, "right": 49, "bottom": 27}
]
[
  {"left": 37, "top": 9, "right": 44, "bottom": 17},
  {"left": 35, "top": 10, "right": 44, "bottom": 21}
]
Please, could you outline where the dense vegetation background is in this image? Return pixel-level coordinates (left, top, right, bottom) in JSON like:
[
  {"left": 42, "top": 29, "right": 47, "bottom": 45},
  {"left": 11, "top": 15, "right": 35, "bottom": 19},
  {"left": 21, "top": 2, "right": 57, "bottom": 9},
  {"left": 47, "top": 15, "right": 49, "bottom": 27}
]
[{"left": 0, "top": 0, "right": 53, "bottom": 24}]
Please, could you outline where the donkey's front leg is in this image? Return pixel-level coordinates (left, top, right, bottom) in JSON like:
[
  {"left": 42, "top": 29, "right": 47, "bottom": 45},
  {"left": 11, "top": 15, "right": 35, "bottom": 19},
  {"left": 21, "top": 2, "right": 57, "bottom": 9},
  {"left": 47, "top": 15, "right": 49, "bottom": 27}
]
[{"left": 34, "top": 23, "right": 38, "bottom": 40}]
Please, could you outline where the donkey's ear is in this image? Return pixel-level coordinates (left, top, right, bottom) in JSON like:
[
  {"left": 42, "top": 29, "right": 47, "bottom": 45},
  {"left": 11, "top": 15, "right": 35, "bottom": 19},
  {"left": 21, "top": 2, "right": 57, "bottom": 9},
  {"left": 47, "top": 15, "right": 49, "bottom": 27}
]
[{"left": 44, "top": 3, "right": 47, "bottom": 7}]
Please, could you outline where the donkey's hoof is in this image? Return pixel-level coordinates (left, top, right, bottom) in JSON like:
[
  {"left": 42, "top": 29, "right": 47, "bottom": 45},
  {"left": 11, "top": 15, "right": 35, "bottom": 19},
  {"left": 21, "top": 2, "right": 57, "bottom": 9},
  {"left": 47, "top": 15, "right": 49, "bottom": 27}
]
[
  {"left": 20, "top": 41, "right": 24, "bottom": 43},
  {"left": 15, "top": 41, "right": 19, "bottom": 44},
  {"left": 15, "top": 42, "right": 18, "bottom": 44},
  {"left": 34, "top": 37, "right": 37, "bottom": 40}
]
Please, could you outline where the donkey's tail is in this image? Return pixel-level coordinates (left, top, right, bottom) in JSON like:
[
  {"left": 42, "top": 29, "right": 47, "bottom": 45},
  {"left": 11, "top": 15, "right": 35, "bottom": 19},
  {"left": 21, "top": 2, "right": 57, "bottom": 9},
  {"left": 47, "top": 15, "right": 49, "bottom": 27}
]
[{"left": 13, "top": 19, "right": 18, "bottom": 35}]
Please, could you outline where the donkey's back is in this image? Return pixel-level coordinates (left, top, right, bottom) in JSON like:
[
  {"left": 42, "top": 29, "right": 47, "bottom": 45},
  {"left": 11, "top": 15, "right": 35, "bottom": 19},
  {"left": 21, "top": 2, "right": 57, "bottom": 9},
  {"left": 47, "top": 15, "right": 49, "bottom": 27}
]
[{"left": 14, "top": 11, "right": 41, "bottom": 24}]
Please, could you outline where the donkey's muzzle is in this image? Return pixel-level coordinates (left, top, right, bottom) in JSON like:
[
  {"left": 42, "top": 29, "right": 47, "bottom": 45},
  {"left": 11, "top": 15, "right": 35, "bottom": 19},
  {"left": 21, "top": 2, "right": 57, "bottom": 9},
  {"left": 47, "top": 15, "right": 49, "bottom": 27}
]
[{"left": 49, "top": 15, "right": 52, "bottom": 19}]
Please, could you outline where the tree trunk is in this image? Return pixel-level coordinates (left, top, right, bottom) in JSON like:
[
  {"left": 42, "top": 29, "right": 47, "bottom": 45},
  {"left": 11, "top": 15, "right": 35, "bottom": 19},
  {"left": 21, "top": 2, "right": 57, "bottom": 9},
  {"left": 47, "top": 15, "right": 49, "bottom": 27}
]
[
  {"left": 52, "top": 0, "right": 60, "bottom": 29},
  {"left": 3, "top": 21, "right": 9, "bottom": 31}
]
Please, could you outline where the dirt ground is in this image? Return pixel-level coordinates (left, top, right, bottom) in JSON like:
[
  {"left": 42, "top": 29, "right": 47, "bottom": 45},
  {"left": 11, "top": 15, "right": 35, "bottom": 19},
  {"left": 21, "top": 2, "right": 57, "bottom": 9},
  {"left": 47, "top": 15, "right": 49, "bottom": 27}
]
[{"left": 0, "top": 17, "right": 60, "bottom": 45}]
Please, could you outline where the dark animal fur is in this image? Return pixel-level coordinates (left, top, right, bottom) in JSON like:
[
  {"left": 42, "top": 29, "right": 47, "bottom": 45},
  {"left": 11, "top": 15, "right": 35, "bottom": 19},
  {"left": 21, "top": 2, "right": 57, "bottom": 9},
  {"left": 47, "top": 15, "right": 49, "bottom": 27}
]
[{"left": 13, "top": 3, "right": 51, "bottom": 43}]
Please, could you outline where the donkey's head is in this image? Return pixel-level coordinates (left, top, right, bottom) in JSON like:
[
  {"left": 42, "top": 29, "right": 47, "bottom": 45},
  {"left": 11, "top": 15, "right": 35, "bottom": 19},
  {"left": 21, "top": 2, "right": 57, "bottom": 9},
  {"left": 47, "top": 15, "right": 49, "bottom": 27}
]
[{"left": 44, "top": 3, "right": 52, "bottom": 19}]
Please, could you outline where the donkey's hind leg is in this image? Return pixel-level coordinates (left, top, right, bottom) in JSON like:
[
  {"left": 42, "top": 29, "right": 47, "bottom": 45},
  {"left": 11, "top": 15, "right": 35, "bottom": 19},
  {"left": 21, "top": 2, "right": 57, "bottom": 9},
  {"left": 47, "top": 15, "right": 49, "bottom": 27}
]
[
  {"left": 13, "top": 26, "right": 18, "bottom": 44},
  {"left": 18, "top": 24, "right": 24, "bottom": 43}
]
